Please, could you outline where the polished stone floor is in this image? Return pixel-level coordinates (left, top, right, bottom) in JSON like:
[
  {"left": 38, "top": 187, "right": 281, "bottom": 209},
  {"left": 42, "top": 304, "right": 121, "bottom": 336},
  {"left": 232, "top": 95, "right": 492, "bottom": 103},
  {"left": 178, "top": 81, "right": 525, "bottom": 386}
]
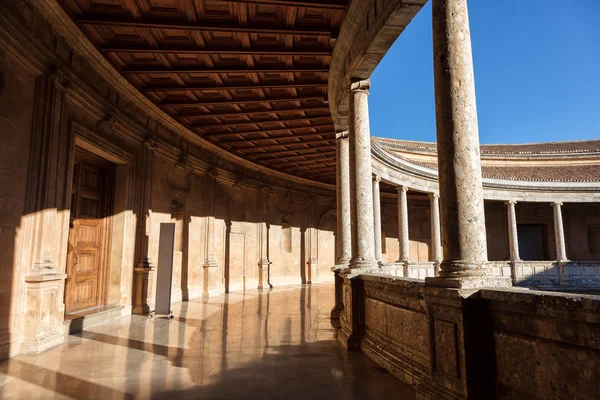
[{"left": 0, "top": 284, "right": 415, "bottom": 399}]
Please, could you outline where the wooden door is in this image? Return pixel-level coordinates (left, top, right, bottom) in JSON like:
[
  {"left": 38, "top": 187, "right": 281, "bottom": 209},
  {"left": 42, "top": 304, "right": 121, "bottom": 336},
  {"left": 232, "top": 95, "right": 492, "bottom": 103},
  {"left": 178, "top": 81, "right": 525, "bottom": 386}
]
[{"left": 65, "top": 150, "right": 114, "bottom": 313}]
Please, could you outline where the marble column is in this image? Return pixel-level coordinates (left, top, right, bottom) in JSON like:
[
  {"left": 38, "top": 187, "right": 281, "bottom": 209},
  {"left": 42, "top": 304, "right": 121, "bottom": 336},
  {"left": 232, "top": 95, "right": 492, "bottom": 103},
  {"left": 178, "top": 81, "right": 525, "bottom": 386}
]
[
  {"left": 429, "top": 193, "right": 442, "bottom": 275},
  {"left": 348, "top": 79, "right": 377, "bottom": 270},
  {"left": 506, "top": 201, "right": 520, "bottom": 262},
  {"left": 337, "top": 80, "right": 375, "bottom": 350},
  {"left": 372, "top": 175, "right": 383, "bottom": 264},
  {"left": 397, "top": 186, "right": 410, "bottom": 264},
  {"left": 332, "top": 130, "right": 350, "bottom": 326},
  {"left": 258, "top": 186, "right": 272, "bottom": 289},
  {"left": 427, "top": 0, "right": 509, "bottom": 288},
  {"left": 335, "top": 130, "right": 351, "bottom": 267},
  {"left": 552, "top": 202, "right": 568, "bottom": 262}
]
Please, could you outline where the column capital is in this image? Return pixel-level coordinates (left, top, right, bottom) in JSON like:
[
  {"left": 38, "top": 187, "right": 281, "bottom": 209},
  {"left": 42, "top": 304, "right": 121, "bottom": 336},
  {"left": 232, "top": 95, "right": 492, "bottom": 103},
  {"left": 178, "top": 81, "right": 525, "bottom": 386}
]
[
  {"left": 349, "top": 79, "right": 370, "bottom": 94},
  {"left": 397, "top": 186, "right": 409, "bottom": 193},
  {"left": 429, "top": 192, "right": 439, "bottom": 199},
  {"left": 335, "top": 130, "right": 349, "bottom": 140},
  {"left": 505, "top": 200, "right": 517, "bottom": 206},
  {"left": 373, "top": 175, "right": 381, "bottom": 183},
  {"left": 551, "top": 201, "right": 563, "bottom": 207}
]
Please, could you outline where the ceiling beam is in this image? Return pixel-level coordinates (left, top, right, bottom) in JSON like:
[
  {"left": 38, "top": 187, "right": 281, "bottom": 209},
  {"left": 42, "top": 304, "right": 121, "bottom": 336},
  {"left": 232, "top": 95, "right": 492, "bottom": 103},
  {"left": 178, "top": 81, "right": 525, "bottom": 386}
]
[
  {"left": 214, "top": 0, "right": 348, "bottom": 10},
  {"left": 160, "top": 94, "right": 325, "bottom": 107},
  {"left": 78, "top": 18, "right": 333, "bottom": 37},
  {"left": 175, "top": 105, "right": 329, "bottom": 119},
  {"left": 192, "top": 115, "right": 331, "bottom": 130},
  {"left": 121, "top": 66, "right": 330, "bottom": 75},
  {"left": 274, "top": 159, "right": 336, "bottom": 168},
  {"left": 233, "top": 138, "right": 334, "bottom": 152},
  {"left": 201, "top": 122, "right": 334, "bottom": 138},
  {"left": 141, "top": 81, "right": 327, "bottom": 93},
  {"left": 288, "top": 165, "right": 336, "bottom": 174},
  {"left": 103, "top": 45, "right": 332, "bottom": 56},
  {"left": 219, "top": 130, "right": 335, "bottom": 144},
  {"left": 264, "top": 151, "right": 336, "bottom": 163},
  {"left": 249, "top": 144, "right": 335, "bottom": 159}
]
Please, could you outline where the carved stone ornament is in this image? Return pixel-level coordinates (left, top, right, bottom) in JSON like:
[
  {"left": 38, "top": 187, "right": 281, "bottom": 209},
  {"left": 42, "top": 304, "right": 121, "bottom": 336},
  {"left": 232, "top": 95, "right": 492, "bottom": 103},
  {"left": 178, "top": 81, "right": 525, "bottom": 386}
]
[
  {"left": 96, "top": 112, "right": 117, "bottom": 130},
  {"left": 144, "top": 136, "right": 158, "bottom": 151},
  {"left": 278, "top": 193, "right": 296, "bottom": 215},
  {"left": 167, "top": 165, "right": 192, "bottom": 193}
]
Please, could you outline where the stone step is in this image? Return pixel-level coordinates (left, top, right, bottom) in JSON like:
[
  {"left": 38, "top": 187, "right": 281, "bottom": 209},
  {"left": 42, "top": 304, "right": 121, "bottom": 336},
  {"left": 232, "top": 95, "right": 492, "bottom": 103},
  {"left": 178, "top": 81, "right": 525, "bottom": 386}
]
[{"left": 63, "top": 306, "right": 124, "bottom": 336}]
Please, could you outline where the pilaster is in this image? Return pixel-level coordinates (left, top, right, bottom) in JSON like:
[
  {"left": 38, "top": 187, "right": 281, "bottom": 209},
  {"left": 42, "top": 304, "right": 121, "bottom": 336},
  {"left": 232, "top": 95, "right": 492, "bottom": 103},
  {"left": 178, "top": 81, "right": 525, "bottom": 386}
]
[{"left": 258, "top": 186, "right": 272, "bottom": 289}]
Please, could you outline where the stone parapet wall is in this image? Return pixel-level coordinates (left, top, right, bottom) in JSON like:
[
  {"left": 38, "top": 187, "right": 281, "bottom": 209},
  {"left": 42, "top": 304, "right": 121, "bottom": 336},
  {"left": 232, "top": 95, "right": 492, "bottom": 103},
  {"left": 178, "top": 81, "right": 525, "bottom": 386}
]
[
  {"left": 382, "top": 261, "right": 600, "bottom": 291},
  {"left": 351, "top": 273, "right": 599, "bottom": 399}
]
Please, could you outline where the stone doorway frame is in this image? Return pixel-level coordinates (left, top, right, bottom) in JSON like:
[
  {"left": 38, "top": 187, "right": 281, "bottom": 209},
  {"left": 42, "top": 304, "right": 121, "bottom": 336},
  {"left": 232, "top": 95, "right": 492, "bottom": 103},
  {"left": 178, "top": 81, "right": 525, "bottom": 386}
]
[{"left": 66, "top": 122, "right": 134, "bottom": 314}]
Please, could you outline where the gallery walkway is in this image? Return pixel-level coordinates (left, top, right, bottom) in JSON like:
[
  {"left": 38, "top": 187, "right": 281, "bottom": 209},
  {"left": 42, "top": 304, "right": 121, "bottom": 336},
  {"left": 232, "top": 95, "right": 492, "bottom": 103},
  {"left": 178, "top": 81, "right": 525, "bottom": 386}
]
[{"left": 0, "top": 284, "right": 414, "bottom": 399}]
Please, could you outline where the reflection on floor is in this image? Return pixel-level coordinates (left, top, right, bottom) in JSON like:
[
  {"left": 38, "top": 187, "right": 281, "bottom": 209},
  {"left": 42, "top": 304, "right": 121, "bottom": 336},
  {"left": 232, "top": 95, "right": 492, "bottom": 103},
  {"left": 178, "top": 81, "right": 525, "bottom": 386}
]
[{"left": 0, "top": 283, "right": 415, "bottom": 399}]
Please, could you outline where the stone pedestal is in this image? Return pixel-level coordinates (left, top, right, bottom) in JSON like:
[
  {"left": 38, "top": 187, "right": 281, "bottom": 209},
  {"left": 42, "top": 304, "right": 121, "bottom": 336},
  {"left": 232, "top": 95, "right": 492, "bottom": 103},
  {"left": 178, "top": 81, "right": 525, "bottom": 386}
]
[
  {"left": 133, "top": 267, "right": 155, "bottom": 314},
  {"left": 336, "top": 274, "right": 365, "bottom": 350},
  {"left": 20, "top": 272, "right": 67, "bottom": 354},
  {"left": 258, "top": 258, "right": 272, "bottom": 290}
]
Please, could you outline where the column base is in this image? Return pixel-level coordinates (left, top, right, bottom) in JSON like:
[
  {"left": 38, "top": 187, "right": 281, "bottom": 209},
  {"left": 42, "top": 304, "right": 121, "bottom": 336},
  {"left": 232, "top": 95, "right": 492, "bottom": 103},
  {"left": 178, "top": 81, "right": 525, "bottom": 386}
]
[
  {"left": 347, "top": 258, "right": 379, "bottom": 273},
  {"left": 133, "top": 267, "right": 155, "bottom": 314}
]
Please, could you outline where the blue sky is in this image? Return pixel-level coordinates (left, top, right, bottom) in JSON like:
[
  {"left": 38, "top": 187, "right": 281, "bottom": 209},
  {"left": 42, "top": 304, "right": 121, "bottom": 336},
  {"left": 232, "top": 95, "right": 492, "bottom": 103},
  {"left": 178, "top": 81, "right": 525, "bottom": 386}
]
[{"left": 369, "top": 0, "right": 600, "bottom": 144}]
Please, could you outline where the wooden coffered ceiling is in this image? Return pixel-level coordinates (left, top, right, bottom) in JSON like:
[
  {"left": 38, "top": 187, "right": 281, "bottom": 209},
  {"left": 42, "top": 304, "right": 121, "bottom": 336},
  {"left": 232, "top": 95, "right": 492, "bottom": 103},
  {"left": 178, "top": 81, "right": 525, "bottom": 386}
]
[{"left": 58, "top": 0, "right": 348, "bottom": 184}]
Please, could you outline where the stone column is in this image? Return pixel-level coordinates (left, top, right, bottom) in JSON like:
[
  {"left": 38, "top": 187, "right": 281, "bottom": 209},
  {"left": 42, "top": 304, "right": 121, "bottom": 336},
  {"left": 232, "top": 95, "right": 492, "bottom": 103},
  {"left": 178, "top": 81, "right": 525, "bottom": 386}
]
[
  {"left": 332, "top": 130, "right": 351, "bottom": 326},
  {"left": 506, "top": 201, "right": 520, "bottom": 262},
  {"left": 426, "top": 0, "right": 509, "bottom": 288},
  {"left": 258, "top": 186, "right": 272, "bottom": 289},
  {"left": 430, "top": 193, "right": 442, "bottom": 275},
  {"left": 348, "top": 79, "right": 377, "bottom": 270},
  {"left": 552, "top": 202, "right": 568, "bottom": 262},
  {"left": 203, "top": 169, "right": 219, "bottom": 297},
  {"left": 372, "top": 175, "right": 383, "bottom": 264},
  {"left": 397, "top": 186, "right": 410, "bottom": 266},
  {"left": 337, "top": 80, "right": 376, "bottom": 351}
]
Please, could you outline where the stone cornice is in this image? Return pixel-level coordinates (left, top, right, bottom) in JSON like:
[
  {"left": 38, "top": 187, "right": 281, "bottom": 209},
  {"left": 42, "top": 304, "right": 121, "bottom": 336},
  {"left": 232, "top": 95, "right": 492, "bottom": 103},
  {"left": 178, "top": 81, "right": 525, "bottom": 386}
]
[{"left": 371, "top": 140, "right": 600, "bottom": 203}]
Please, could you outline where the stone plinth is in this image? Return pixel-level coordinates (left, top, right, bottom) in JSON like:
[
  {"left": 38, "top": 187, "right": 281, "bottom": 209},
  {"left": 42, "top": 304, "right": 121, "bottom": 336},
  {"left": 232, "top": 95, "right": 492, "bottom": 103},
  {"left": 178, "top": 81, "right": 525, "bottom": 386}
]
[
  {"left": 20, "top": 273, "right": 67, "bottom": 354},
  {"left": 133, "top": 267, "right": 155, "bottom": 314}
]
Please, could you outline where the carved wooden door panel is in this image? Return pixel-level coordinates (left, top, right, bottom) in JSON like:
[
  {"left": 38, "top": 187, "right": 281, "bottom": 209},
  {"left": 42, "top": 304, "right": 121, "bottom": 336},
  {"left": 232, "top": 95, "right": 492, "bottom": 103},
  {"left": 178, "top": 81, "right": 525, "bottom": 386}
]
[{"left": 66, "top": 153, "right": 112, "bottom": 312}]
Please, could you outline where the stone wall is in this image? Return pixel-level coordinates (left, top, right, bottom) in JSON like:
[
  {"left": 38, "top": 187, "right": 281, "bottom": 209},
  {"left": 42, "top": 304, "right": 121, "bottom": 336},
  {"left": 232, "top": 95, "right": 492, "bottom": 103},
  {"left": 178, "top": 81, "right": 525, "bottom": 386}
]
[
  {"left": 0, "top": 0, "right": 339, "bottom": 360},
  {"left": 353, "top": 273, "right": 599, "bottom": 399}
]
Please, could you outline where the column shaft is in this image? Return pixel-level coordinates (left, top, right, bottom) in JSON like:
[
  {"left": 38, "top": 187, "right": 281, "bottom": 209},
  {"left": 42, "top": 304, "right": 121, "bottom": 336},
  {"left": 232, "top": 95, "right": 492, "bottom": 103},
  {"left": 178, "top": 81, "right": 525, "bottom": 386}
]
[
  {"left": 348, "top": 79, "right": 377, "bottom": 269},
  {"left": 258, "top": 186, "right": 272, "bottom": 289},
  {"left": 372, "top": 176, "right": 383, "bottom": 263},
  {"left": 397, "top": 186, "right": 409, "bottom": 263},
  {"left": 431, "top": 0, "right": 488, "bottom": 281},
  {"left": 552, "top": 202, "right": 568, "bottom": 262},
  {"left": 506, "top": 201, "right": 520, "bottom": 262},
  {"left": 430, "top": 193, "right": 442, "bottom": 267},
  {"left": 336, "top": 131, "right": 352, "bottom": 266}
]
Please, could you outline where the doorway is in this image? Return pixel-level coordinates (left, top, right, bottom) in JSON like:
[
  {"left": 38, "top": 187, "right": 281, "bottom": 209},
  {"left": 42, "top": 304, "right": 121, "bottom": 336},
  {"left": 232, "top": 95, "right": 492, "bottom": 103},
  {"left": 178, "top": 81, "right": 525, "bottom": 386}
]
[
  {"left": 517, "top": 224, "right": 547, "bottom": 261},
  {"left": 65, "top": 147, "right": 115, "bottom": 313}
]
